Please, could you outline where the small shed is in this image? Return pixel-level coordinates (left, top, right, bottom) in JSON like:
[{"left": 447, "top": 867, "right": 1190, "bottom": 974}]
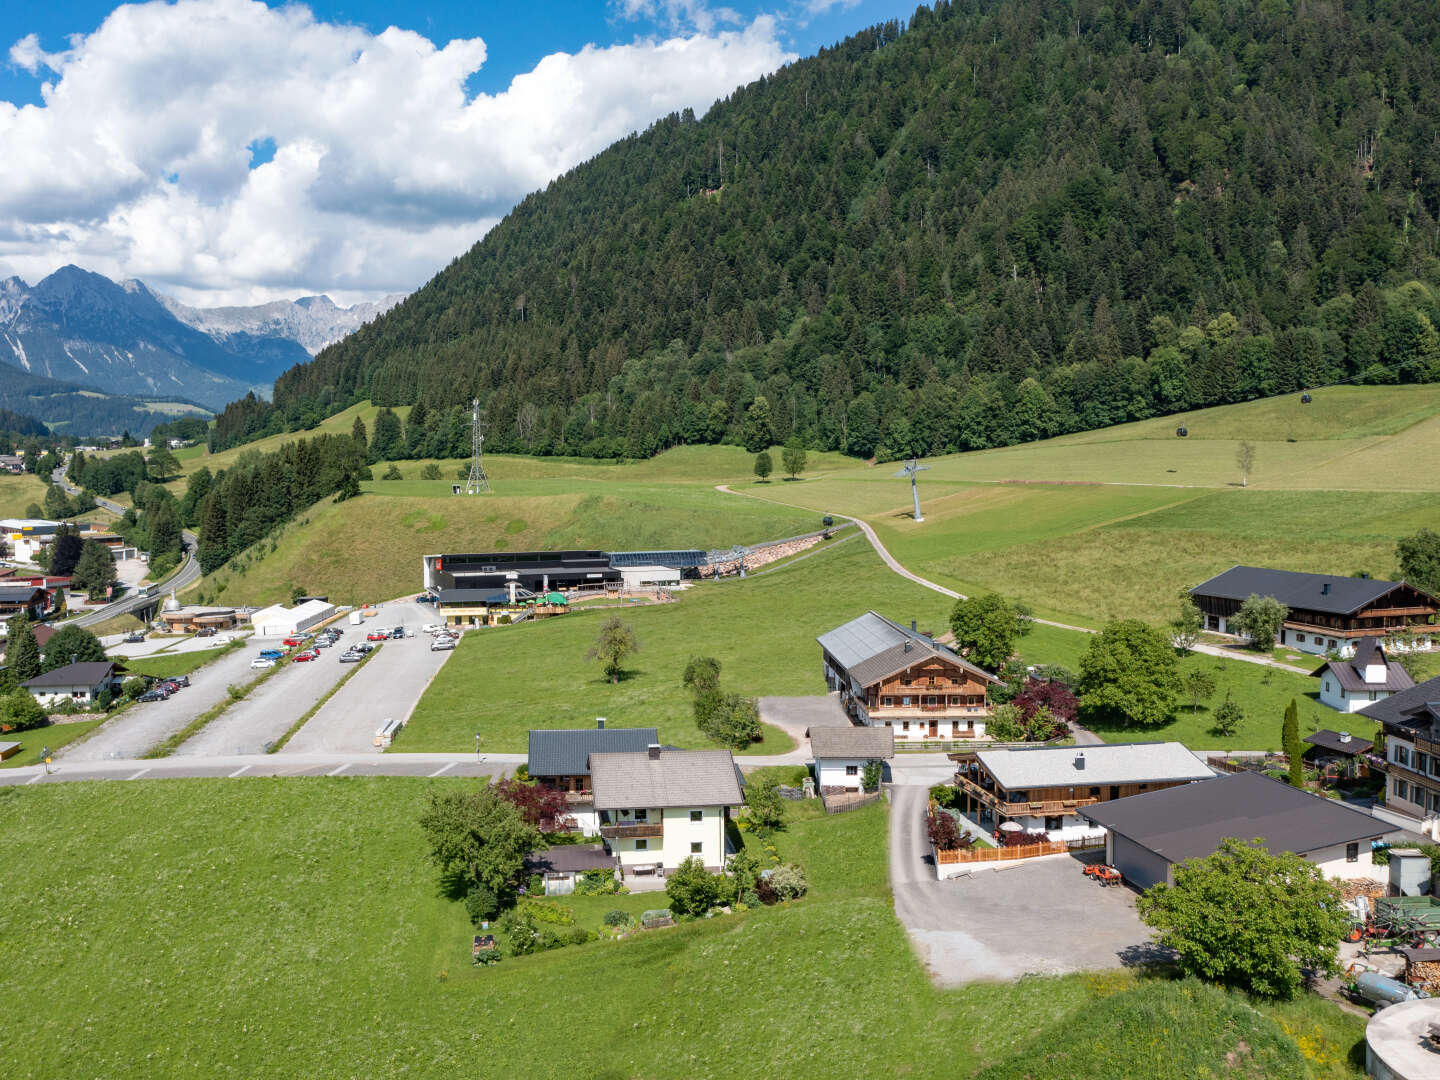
[
  {"left": 809, "top": 724, "right": 895, "bottom": 793},
  {"left": 523, "top": 844, "right": 620, "bottom": 896}
]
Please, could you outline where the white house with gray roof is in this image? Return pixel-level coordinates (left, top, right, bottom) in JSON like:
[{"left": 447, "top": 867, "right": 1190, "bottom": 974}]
[
  {"left": 526, "top": 721, "right": 660, "bottom": 833},
  {"left": 1312, "top": 636, "right": 1415, "bottom": 713},
  {"left": 818, "top": 611, "right": 999, "bottom": 743},
  {"left": 810, "top": 724, "right": 894, "bottom": 793},
  {"left": 590, "top": 746, "right": 743, "bottom": 876}
]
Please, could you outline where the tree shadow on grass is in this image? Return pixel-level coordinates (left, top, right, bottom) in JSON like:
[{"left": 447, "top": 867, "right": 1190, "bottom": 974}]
[
  {"left": 590, "top": 668, "right": 643, "bottom": 686},
  {"left": 1117, "top": 942, "right": 1179, "bottom": 975}
]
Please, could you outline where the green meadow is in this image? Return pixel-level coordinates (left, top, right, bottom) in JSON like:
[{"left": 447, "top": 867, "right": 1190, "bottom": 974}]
[
  {"left": 404, "top": 538, "right": 951, "bottom": 754},
  {"left": 0, "top": 779, "right": 1366, "bottom": 1079}
]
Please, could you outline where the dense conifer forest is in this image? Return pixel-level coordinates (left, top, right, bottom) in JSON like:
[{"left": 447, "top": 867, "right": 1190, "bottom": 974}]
[{"left": 257, "top": 0, "right": 1439, "bottom": 461}]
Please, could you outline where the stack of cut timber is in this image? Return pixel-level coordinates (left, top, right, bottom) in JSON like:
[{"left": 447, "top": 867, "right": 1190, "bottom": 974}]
[
  {"left": 1339, "top": 879, "right": 1387, "bottom": 902},
  {"left": 1404, "top": 952, "right": 1440, "bottom": 993}
]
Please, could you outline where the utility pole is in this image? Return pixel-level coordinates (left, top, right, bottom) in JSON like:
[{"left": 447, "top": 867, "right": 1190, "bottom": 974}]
[{"left": 893, "top": 458, "right": 930, "bottom": 523}]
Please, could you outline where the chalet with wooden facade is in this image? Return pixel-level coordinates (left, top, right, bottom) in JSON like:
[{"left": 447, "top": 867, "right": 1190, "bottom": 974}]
[
  {"left": 1189, "top": 566, "right": 1438, "bottom": 657},
  {"left": 526, "top": 721, "right": 659, "bottom": 834},
  {"left": 952, "top": 742, "right": 1215, "bottom": 842},
  {"left": 1312, "top": 637, "right": 1415, "bottom": 713},
  {"left": 1362, "top": 674, "right": 1440, "bottom": 840},
  {"left": 818, "top": 611, "right": 998, "bottom": 743}
]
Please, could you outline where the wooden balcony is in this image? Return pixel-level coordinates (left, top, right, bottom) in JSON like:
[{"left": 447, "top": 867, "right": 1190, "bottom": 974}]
[
  {"left": 953, "top": 773, "right": 1100, "bottom": 817},
  {"left": 599, "top": 823, "right": 663, "bottom": 839}
]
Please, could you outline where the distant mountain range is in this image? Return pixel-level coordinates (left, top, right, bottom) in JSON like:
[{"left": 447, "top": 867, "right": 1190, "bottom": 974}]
[{"left": 0, "top": 265, "right": 404, "bottom": 412}]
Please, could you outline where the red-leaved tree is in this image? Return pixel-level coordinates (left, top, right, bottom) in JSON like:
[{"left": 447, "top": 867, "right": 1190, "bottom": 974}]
[
  {"left": 493, "top": 777, "right": 576, "bottom": 833},
  {"left": 1013, "top": 678, "right": 1078, "bottom": 727},
  {"left": 927, "top": 811, "right": 963, "bottom": 851}
]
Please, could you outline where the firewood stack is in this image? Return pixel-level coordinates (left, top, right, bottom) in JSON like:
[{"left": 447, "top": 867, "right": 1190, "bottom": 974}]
[
  {"left": 1405, "top": 957, "right": 1440, "bottom": 994},
  {"left": 1338, "top": 879, "right": 1387, "bottom": 902}
]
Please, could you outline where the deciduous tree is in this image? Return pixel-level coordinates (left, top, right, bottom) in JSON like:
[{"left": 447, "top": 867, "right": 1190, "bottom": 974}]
[
  {"left": 1396, "top": 528, "right": 1440, "bottom": 596},
  {"left": 948, "top": 593, "right": 1032, "bottom": 671},
  {"left": 40, "top": 625, "right": 106, "bottom": 672},
  {"left": 1211, "top": 692, "right": 1244, "bottom": 737},
  {"left": 1237, "top": 440, "right": 1256, "bottom": 487},
  {"left": 1182, "top": 668, "right": 1217, "bottom": 713},
  {"left": 665, "top": 856, "right": 720, "bottom": 916},
  {"left": 1170, "top": 590, "right": 1204, "bottom": 652},
  {"left": 781, "top": 437, "right": 808, "bottom": 479},
  {"left": 744, "top": 777, "right": 785, "bottom": 834},
  {"left": 1233, "top": 594, "right": 1288, "bottom": 650},
  {"left": 1136, "top": 838, "right": 1347, "bottom": 999},
  {"left": 753, "top": 451, "right": 772, "bottom": 481},
  {"left": 585, "top": 617, "right": 637, "bottom": 683},
  {"left": 493, "top": 777, "right": 576, "bottom": 833},
  {"left": 1077, "top": 619, "right": 1181, "bottom": 728},
  {"left": 417, "top": 785, "right": 540, "bottom": 896}
]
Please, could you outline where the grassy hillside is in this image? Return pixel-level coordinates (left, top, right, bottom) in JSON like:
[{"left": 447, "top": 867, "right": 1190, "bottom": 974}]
[
  {"left": 0, "top": 779, "right": 1366, "bottom": 1079},
  {"left": 0, "top": 472, "right": 49, "bottom": 518}
]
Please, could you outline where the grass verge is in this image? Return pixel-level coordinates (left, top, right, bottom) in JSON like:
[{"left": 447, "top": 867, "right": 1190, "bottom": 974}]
[
  {"left": 0, "top": 718, "right": 106, "bottom": 768},
  {"left": 121, "top": 639, "right": 245, "bottom": 680}
]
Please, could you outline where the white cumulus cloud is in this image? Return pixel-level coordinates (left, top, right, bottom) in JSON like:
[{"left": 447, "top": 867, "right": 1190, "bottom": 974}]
[{"left": 0, "top": 0, "right": 793, "bottom": 304}]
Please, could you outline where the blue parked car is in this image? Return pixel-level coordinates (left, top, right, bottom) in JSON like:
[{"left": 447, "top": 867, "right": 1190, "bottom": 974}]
[{"left": 258, "top": 649, "right": 284, "bottom": 660}]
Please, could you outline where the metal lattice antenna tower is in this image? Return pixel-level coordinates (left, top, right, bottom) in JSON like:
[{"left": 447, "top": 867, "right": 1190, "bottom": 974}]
[
  {"left": 892, "top": 457, "right": 930, "bottom": 522},
  {"left": 465, "top": 398, "right": 490, "bottom": 494}
]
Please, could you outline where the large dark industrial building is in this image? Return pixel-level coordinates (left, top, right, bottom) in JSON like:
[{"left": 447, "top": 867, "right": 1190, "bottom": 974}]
[{"left": 423, "top": 551, "right": 621, "bottom": 594}]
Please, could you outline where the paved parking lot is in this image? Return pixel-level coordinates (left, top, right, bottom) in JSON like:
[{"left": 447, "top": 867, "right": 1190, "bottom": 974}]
[
  {"left": 281, "top": 602, "right": 452, "bottom": 754},
  {"left": 890, "top": 784, "right": 1149, "bottom": 984},
  {"left": 62, "top": 644, "right": 259, "bottom": 761}
]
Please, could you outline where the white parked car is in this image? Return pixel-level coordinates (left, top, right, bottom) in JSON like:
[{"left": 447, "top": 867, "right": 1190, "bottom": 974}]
[
  {"left": 422, "top": 623, "right": 444, "bottom": 634},
  {"left": 250, "top": 657, "right": 276, "bottom": 669}
]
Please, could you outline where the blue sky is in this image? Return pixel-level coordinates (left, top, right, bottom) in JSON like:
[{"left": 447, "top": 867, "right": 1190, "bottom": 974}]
[
  {"left": 1, "top": 1, "right": 916, "bottom": 107},
  {"left": 0, "top": 0, "right": 918, "bottom": 304}
]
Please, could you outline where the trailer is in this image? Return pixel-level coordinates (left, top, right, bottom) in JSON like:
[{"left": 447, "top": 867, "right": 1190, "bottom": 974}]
[{"left": 349, "top": 610, "right": 363, "bottom": 625}]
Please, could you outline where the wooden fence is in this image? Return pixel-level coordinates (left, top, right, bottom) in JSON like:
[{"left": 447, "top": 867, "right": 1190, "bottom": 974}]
[
  {"left": 935, "top": 840, "right": 1069, "bottom": 865},
  {"left": 820, "top": 789, "right": 884, "bottom": 814}
]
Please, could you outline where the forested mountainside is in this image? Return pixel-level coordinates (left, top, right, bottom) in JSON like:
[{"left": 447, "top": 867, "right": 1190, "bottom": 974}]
[
  {"left": 269, "top": 0, "right": 1440, "bottom": 461},
  {"left": 0, "top": 360, "right": 208, "bottom": 438}
]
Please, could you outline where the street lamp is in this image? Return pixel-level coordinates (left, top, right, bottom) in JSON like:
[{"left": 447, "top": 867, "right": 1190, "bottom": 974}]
[{"left": 475, "top": 732, "right": 481, "bottom": 761}]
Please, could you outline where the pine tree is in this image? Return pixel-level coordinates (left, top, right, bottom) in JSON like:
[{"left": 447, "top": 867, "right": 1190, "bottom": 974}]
[
  {"left": 71, "top": 540, "right": 117, "bottom": 599},
  {"left": 1282, "top": 699, "right": 1304, "bottom": 788},
  {"left": 6, "top": 612, "right": 42, "bottom": 682},
  {"left": 351, "top": 416, "right": 368, "bottom": 456},
  {"left": 199, "top": 493, "right": 229, "bottom": 574}
]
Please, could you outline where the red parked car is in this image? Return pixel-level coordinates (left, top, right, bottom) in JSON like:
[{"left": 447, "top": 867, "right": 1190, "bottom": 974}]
[
  {"left": 293, "top": 650, "right": 319, "bottom": 662},
  {"left": 282, "top": 637, "right": 304, "bottom": 647},
  {"left": 366, "top": 631, "right": 388, "bottom": 641}
]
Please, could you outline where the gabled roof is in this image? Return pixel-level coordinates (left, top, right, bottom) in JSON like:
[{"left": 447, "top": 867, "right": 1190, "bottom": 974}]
[
  {"left": 590, "top": 748, "right": 744, "bottom": 810},
  {"left": 1359, "top": 673, "right": 1440, "bottom": 734},
  {"left": 1302, "top": 729, "right": 1373, "bottom": 756},
  {"left": 523, "top": 844, "right": 618, "bottom": 875},
  {"left": 527, "top": 726, "right": 659, "bottom": 777},
  {"left": 978, "top": 742, "right": 1213, "bottom": 790},
  {"left": 1312, "top": 637, "right": 1415, "bottom": 694},
  {"left": 0, "top": 586, "right": 46, "bottom": 602},
  {"left": 1189, "top": 566, "right": 1436, "bottom": 616},
  {"left": 1078, "top": 771, "right": 1389, "bottom": 862},
  {"left": 809, "top": 725, "right": 895, "bottom": 760},
  {"left": 818, "top": 610, "right": 995, "bottom": 688},
  {"left": 22, "top": 661, "right": 125, "bottom": 688}
]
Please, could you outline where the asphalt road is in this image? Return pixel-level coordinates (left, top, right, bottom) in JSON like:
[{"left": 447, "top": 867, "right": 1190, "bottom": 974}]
[
  {"left": 1, "top": 752, "right": 513, "bottom": 787},
  {"left": 61, "top": 643, "right": 259, "bottom": 761},
  {"left": 53, "top": 468, "right": 202, "bottom": 627},
  {"left": 282, "top": 602, "right": 450, "bottom": 754},
  {"left": 175, "top": 633, "right": 362, "bottom": 756}
]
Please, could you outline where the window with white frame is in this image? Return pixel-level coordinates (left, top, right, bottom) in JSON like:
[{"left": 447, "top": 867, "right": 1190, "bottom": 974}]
[
  {"left": 690, "top": 842, "right": 702, "bottom": 854},
  {"left": 1396, "top": 779, "right": 1409, "bottom": 801},
  {"left": 635, "top": 839, "right": 648, "bottom": 851},
  {"left": 845, "top": 765, "right": 858, "bottom": 776}
]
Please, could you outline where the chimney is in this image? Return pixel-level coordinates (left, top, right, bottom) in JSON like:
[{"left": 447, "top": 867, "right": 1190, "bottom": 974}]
[
  {"left": 596, "top": 717, "right": 606, "bottom": 729},
  {"left": 647, "top": 743, "right": 661, "bottom": 760},
  {"left": 903, "top": 640, "right": 912, "bottom": 653},
  {"left": 1321, "top": 582, "right": 1330, "bottom": 595},
  {"left": 1074, "top": 751, "right": 1086, "bottom": 770},
  {"left": 911, "top": 619, "right": 917, "bottom": 632},
  {"left": 1339, "top": 732, "right": 1351, "bottom": 744}
]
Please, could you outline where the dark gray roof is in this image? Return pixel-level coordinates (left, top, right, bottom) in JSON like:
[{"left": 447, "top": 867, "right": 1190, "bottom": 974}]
[
  {"left": 527, "top": 726, "right": 659, "bottom": 777},
  {"left": 809, "top": 725, "right": 895, "bottom": 760},
  {"left": 817, "top": 610, "right": 996, "bottom": 689},
  {"left": 21, "top": 661, "right": 124, "bottom": 688},
  {"left": 1302, "top": 729, "right": 1373, "bottom": 756},
  {"left": 1358, "top": 674, "right": 1440, "bottom": 733},
  {"left": 1079, "top": 771, "right": 1389, "bottom": 863},
  {"left": 590, "top": 749, "right": 744, "bottom": 810},
  {"left": 1189, "top": 566, "right": 1434, "bottom": 615},
  {"left": 523, "top": 844, "right": 618, "bottom": 875},
  {"left": 1312, "top": 639, "right": 1415, "bottom": 694},
  {"left": 0, "top": 586, "right": 46, "bottom": 602}
]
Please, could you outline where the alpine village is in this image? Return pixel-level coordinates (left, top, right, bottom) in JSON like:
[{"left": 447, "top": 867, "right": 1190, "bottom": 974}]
[{"left": 8, "top": 1, "right": 1440, "bottom": 1077}]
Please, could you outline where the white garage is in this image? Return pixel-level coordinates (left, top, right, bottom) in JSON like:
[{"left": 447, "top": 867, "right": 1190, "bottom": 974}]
[{"left": 250, "top": 599, "right": 336, "bottom": 636}]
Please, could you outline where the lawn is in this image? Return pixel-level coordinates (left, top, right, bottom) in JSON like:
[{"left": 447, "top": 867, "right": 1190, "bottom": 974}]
[
  {"left": 1085, "top": 650, "right": 1354, "bottom": 752},
  {"left": 404, "top": 539, "right": 953, "bottom": 754},
  {"left": 0, "top": 780, "right": 1365, "bottom": 1078},
  {"left": 0, "top": 471, "right": 50, "bottom": 518},
  {"left": 0, "top": 717, "right": 105, "bottom": 767},
  {"left": 121, "top": 640, "right": 244, "bottom": 679}
]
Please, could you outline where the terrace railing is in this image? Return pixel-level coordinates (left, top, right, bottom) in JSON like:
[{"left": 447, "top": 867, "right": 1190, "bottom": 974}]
[{"left": 599, "top": 823, "right": 663, "bottom": 839}]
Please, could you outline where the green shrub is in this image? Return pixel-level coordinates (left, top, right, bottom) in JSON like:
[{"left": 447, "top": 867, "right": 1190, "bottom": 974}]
[
  {"left": 929, "top": 784, "right": 958, "bottom": 809},
  {"left": 665, "top": 857, "right": 720, "bottom": 916},
  {"left": 121, "top": 677, "right": 147, "bottom": 700},
  {"left": 768, "top": 863, "right": 808, "bottom": 900},
  {"left": 573, "top": 868, "right": 622, "bottom": 896},
  {"left": 603, "top": 909, "right": 630, "bottom": 927},
  {"left": 518, "top": 899, "right": 575, "bottom": 926},
  {"left": 526, "top": 873, "right": 544, "bottom": 895},
  {"left": 464, "top": 884, "right": 499, "bottom": 925}
]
